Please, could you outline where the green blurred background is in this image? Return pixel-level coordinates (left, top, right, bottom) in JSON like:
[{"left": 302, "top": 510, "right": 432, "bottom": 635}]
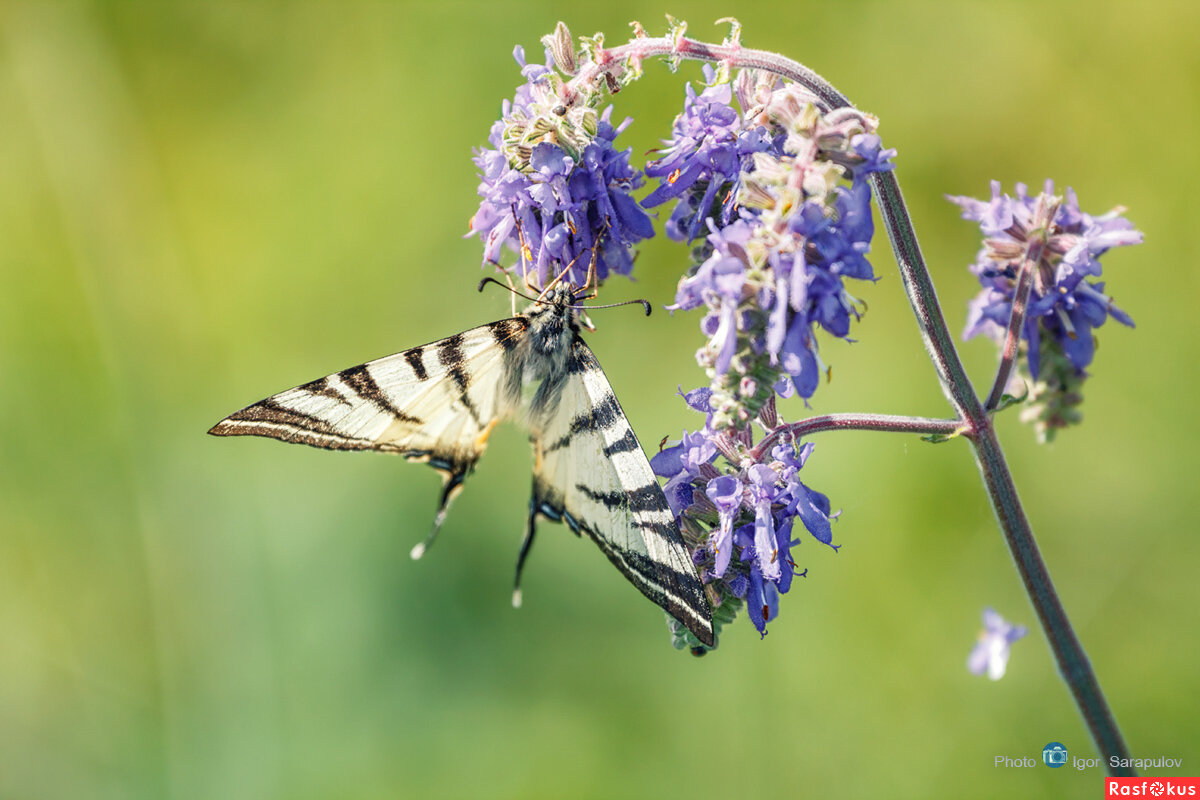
[{"left": 2, "top": 2, "right": 1196, "bottom": 798}]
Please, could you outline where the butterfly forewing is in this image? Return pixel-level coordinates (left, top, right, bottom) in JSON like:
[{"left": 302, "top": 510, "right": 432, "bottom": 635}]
[{"left": 209, "top": 319, "right": 529, "bottom": 479}]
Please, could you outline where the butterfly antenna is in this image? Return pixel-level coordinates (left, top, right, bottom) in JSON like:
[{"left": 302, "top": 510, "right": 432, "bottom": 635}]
[
  {"left": 573, "top": 297, "right": 653, "bottom": 316},
  {"left": 477, "top": 276, "right": 539, "bottom": 305}
]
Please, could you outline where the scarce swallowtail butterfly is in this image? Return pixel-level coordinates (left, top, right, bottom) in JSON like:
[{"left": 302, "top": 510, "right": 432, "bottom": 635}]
[{"left": 209, "top": 283, "right": 715, "bottom": 647}]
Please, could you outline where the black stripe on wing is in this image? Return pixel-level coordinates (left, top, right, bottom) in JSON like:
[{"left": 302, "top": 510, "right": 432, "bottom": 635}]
[
  {"left": 436, "top": 333, "right": 483, "bottom": 426},
  {"left": 488, "top": 317, "right": 529, "bottom": 350},
  {"left": 403, "top": 347, "right": 429, "bottom": 381},
  {"left": 338, "top": 364, "right": 422, "bottom": 425}
]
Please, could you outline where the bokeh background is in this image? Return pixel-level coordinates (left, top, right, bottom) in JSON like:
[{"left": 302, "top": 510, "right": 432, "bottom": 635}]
[{"left": 3, "top": 2, "right": 1197, "bottom": 798}]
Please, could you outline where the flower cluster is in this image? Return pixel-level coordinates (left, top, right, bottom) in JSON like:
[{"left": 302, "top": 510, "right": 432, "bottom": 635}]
[
  {"left": 468, "top": 41, "right": 653, "bottom": 290},
  {"left": 652, "top": 389, "right": 836, "bottom": 648},
  {"left": 649, "top": 75, "right": 896, "bottom": 427},
  {"left": 641, "top": 66, "right": 779, "bottom": 242},
  {"left": 950, "top": 181, "right": 1141, "bottom": 440}
]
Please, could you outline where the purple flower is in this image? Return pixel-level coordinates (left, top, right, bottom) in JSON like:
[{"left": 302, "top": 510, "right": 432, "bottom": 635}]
[
  {"left": 705, "top": 474, "right": 743, "bottom": 577},
  {"left": 746, "top": 564, "right": 780, "bottom": 636},
  {"left": 652, "top": 428, "right": 717, "bottom": 516},
  {"left": 967, "top": 608, "right": 1028, "bottom": 680},
  {"left": 643, "top": 66, "right": 779, "bottom": 242},
  {"left": 469, "top": 47, "right": 653, "bottom": 290}
]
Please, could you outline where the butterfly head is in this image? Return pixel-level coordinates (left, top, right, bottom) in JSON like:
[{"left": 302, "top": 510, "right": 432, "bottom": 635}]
[
  {"left": 520, "top": 284, "right": 584, "bottom": 357},
  {"left": 540, "top": 283, "right": 585, "bottom": 311}
]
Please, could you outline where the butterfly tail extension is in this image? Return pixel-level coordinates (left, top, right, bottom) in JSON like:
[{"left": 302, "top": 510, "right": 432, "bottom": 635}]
[
  {"left": 516, "top": 479, "right": 590, "bottom": 608},
  {"left": 410, "top": 457, "right": 474, "bottom": 560},
  {"left": 513, "top": 492, "right": 541, "bottom": 608}
]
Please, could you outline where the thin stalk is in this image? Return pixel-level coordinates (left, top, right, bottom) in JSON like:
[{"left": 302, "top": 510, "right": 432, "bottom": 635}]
[
  {"left": 984, "top": 194, "right": 1059, "bottom": 411},
  {"left": 580, "top": 31, "right": 1134, "bottom": 773},
  {"left": 985, "top": 242, "right": 1040, "bottom": 411},
  {"left": 751, "top": 413, "right": 963, "bottom": 461}
]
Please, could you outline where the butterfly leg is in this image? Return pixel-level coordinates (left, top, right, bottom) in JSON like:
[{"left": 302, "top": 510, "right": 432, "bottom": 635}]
[{"left": 409, "top": 462, "right": 470, "bottom": 560}]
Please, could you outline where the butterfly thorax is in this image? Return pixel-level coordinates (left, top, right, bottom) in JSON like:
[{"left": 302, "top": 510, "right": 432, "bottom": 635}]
[{"left": 502, "top": 285, "right": 583, "bottom": 425}]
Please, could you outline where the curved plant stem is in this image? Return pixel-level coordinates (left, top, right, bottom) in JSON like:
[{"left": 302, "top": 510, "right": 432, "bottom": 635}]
[{"left": 583, "top": 31, "right": 1135, "bottom": 774}]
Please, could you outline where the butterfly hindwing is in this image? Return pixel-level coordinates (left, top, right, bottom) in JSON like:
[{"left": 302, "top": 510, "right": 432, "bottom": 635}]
[{"left": 529, "top": 337, "right": 715, "bottom": 647}]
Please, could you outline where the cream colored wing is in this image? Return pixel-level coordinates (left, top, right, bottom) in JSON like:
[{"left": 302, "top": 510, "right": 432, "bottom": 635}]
[
  {"left": 526, "top": 337, "right": 715, "bottom": 647},
  {"left": 209, "top": 317, "right": 530, "bottom": 533}
]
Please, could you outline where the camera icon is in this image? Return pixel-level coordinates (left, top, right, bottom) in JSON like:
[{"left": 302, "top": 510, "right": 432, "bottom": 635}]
[{"left": 1042, "top": 742, "right": 1069, "bottom": 768}]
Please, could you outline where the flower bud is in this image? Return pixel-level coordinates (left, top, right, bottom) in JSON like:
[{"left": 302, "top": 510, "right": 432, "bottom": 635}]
[{"left": 541, "top": 21, "right": 577, "bottom": 75}]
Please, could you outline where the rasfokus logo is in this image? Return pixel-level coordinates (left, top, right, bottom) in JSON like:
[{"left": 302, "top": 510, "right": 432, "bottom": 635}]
[
  {"left": 1042, "top": 742, "right": 1069, "bottom": 768},
  {"left": 1106, "top": 777, "right": 1200, "bottom": 797}
]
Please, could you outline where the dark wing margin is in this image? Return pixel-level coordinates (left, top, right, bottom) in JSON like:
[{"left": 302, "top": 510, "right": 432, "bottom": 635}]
[{"left": 528, "top": 337, "right": 715, "bottom": 646}]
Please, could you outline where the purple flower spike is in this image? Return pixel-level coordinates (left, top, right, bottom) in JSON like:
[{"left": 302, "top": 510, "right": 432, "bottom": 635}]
[
  {"left": 951, "top": 181, "right": 1141, "bottom": 440},
  {"left": 469, "top": 45, "right": 653, "bottom": 290},
  {"left": 950, "top": 180, "right": 1140, "bottom": 374},
  {"left": 660, "top": 389, "right": 836, "bottom": 647},
  {"left": 967, "top": 608, "right": 1028, "bottom": 680}
]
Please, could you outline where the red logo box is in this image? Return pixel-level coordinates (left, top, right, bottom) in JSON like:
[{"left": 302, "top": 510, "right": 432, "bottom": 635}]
[{"left": 1106, "top": 777, "right": 1200, "bottom": 797}]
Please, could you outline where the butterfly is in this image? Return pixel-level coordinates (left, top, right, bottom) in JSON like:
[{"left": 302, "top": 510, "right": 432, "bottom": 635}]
[{"left": 209, "top": 282, "right": 715, "bottom": 647}]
